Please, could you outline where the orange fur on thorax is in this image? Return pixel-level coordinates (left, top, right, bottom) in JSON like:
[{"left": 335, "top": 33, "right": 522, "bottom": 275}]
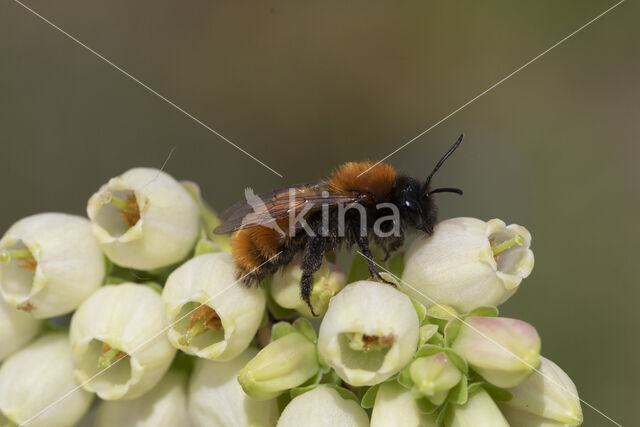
[{"left": 328, "top": 161, "right": 396, "bottom": 202}]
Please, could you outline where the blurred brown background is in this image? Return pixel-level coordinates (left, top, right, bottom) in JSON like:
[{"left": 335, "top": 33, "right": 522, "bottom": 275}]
[{"left": 1, "top": 0, "right": 638, "bottom": 424}]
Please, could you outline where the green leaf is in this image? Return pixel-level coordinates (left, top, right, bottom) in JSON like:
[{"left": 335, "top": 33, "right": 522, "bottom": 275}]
[
  {"left": 436, "top": 402, "right": 451, "bottom": 426},
  {"left": 444, "top": 349, "right": 468, "bottom": 374},
  {"left": 464, "top": 306, "right": 499, "bottom": 318},
  {"left": 347, "top": 254, "right": 370, "bottom": 283},
  {"left": 426, "top": 304, "right": 459, "bottom": 321},
  {"left": 444, "top": 318, "right": 462, "bottom": 347},
  {"left": 419, "top": 324, "right": 439, "bottom": 347},
  {"left": 271, "top": 322, "right": 297, "bottom": 341},
  {"left": 387, "top": 252, "right": 405, "bottom": 277},
  {"left": 415, "top": 397, "right": 438, "bottom": 414},
  {"left": 360, "top": 383, "right": 382, "bottom": 409},
  {"left": 447, "top": 376, "right": 468, "bottom": 405},
  {"left": 411, "top": 298, "right": 427, "bottom": 325},
  {"left": 293, "top": 318, "right": 317, "bottom": 343},
  {"left": 428, "top": 332, "right": 445, "bottom": 346}
]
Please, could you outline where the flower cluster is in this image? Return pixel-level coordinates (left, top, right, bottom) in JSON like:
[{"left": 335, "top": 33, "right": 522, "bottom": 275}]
[{"left": 0, "top": 168, "right": 583, "bottom": 426}]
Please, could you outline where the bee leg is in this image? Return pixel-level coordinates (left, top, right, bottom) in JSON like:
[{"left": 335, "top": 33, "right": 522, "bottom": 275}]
[
  {"left": 300, "top": 234, "right": 326, "bottom": 317},
  {"left": 354, "top": 232, "right": 397, "bottom": 288}
]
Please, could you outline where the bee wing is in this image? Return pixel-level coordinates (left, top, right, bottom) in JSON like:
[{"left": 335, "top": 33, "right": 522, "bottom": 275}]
[{"left": 213, "top": 181, "right": 360, "bottom": 234}]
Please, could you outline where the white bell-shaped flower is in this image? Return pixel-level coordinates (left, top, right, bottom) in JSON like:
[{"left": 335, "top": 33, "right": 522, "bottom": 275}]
[
  {"left": 270, "top": 257, "right": 346, "bottom": 317},
  {"left": 0, "top": 213, "right": 105, "bottom": 318},
  {"left": 499, "top": 356, "right": 583, "bottom": 426},
  {"left": 70, "top": 283, "right": 176, "bottom": 400},
  {"left": 318, "top": 280, "right": 419, "bottom": 386},
  {"left": 277, "top": 386, "right": 369, "bottom": 427},
  {"left": 451, "top": 316, "right": 541, "bottom": 388},
  {"left": 189, "top": 347, "right": 278, "bottom": 427},
  {"left": 370, "top": 381, "right": 437, "bottom": 427},
  {"left": 162, "top": 252, "right": 265, "bottom": 361},
  {"left": 402, "top": 218, "right": 534, "bottom": 313},
  {"left": 95, "top": 370, "right": 190, "bottom": 427},
  {"left": 0, "top": 333, "right": 93, "bottom": 427},
  {"left": 443, "top": 389, "right": 509, "bottom": 427},
  {"left": 0, "top": 295, "right": 41, "bottom": 361},
  {"left": 87, "top": 167, "right": 199, "bottom": 270}
]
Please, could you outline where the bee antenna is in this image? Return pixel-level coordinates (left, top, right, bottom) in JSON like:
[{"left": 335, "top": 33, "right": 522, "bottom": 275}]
[
  {"left": 428, "top": 187, "right": 463, "bottom": 196},
  {"left": 425, "top": 134, "right": 464, "bottom": 188}
]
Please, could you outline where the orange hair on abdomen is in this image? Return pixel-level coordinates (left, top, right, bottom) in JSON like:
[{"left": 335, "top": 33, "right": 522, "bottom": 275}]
[{"left": 328, "top": 161, "right": 397, "bottom": 202}]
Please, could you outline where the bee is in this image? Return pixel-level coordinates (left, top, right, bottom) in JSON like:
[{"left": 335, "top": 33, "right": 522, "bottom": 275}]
[{"left": 214, "top": 134, "right": 464, "bottom": 316}]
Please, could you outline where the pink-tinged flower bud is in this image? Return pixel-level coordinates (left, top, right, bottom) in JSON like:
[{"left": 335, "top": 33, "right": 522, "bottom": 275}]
[
  {"left": 499, "top": 356, "right": 583, "bottom": 426},
  {"left": 451, "top": 316, "right": 541, "bottom": 388}
]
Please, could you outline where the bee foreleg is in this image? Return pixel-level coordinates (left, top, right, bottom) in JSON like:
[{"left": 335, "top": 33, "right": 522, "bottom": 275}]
[
  {"left": 353, "top": 231, "right": 396, "bottom": 288},
  {"left": 300, "top": 234, "right": 326, "bottom": 317}
]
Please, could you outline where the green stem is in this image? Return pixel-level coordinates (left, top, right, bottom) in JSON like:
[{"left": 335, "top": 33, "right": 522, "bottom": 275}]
[
  {"left": 491, "top": 235, "right": 524, "bottom": 257},
  {"left": 179, "top": 318, "right": 206, "bottom": 346},
  {"left": 0, "top": 249, "right": 33, "bottom": 263},
  {"left": 98, "top": 347, "right": 121, "bottom": 369}
]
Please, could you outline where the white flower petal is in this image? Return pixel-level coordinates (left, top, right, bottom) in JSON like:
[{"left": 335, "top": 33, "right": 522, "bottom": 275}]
[
  {"left": 277, "top": 386, "right": 368, "bottom": 427},
  {"left": 87, "top": 168, "right": 199, "bottom": 270},
  {"left": 70, "top": 283, "right": 176, "bottom": 400},
  {"left": 162, "top": 252, "right": 265, "bottom": 361},
  {"left": 0, "top": 333, "right": 93, "bottom": 427},
  {"left": 318, "top": 280, "right": 419, "bottom": 386},
  {"left": 0, "top": 213, "right": 105, "bottom": 318},
  {"left": 445, "top": 389, "right": 509, "bottom": 427},
  {"left": 95, "top": 370, "right": 190, "bottom": 427},
  {"left": 189, "top": 347, "right": 278, "bottom": 427},
  {"left": 0, "top": 295, "right": 41, "bottom": 361},
  {"left": 370, "top": 381, "right": 437, "bottom": 427}
]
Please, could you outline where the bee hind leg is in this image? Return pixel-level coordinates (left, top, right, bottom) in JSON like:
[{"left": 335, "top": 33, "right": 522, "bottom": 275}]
[{"left": 300, "top": 233, "right": 326, "bottom": 317}]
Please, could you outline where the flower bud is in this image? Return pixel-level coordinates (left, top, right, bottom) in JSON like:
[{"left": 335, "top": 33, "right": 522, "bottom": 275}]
[
  {"left": 70, "top": 283, "right": 176, "bottom": 399},
  {"left": 443, "top": 389, "right": 509, "bottom": 427},
  {"left": 0, "top": 213, "right": 105, "bottom": 318},
  {"left": 0, "top": 333, "right": 93, "bottom": 427},
  {"left": 317, "top": 280, "right": 419, "bottom": 386},
  {"left": 269, "top": 257, "right": 346, "bottom": 317},
  {"left": 162, "top": 252, "right": 265, "bottom": 361},
  {"left": 238, "top": 331, "right": 319, "bottom": 400},
  {"left": 95, "top": 370, "right": 189, "bottom": 427},
  {"left": 189, "top": 347, "right": 278, "bottom": 427},
  {"left": 87, "top": 167, "right": 199, "bottom": 270},
  {"left": 0, "top": 295, "right": 41, "bottom": 361},
  {"left": 277, "top": 385, "right": 368, "bottom": 427},
  {"left": 498, "top": 356, "right": 583, "bottom": 426},
  {"left": 409, "top": 352, "right": 463, "bottom": 405},
  {"left": 451, "top": 316, "right": 541, "bottom": 388},
  {"left": 402, "top": 218, "right": 534, "bottom": 313},
  {"left": 370, "top": 381, "right": 437, "bottom": 427}
]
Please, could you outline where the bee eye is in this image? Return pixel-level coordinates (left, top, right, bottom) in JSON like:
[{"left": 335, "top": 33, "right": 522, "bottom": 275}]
[{"left": 404, "top": 200, "right": 419, "bottom": 212}]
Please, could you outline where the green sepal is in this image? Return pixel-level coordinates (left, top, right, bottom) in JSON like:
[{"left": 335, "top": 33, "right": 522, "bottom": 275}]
[
  {"left": 482, "top": 382, "right": 513, "bottom": 402},
  {"left": 43, "top": 320, "right": 69, "bottom": 333},
  {"left": 426, "top": 304, "right": 459, "bottom": 321},
  {"left": 293, "top": 318, "right": 317, "bottom": 343},
  {"left": 415, "top": 396, "right": 439, "bottom": 414},
  {"left": 464, "top": 306, "right": 499, "bottom": 318},
  {"left": 271, "top": 322, "right": 297, "bottom": 341},
  {"left": 360, "top": 383, "right": 383, "bottom": 409},
  {"left": 103, "top": 256, "right": 114, "bottom": 281},
  {"left": 300, "top": 370, "right": 323, "bottom": 387},
  {"left": 419, "top": 324, "right": 439, "bottom": 347},
  {"left": 444, "top": 349, "right": 468, "bottom": 374},
  {"left": 467, "top": 381, "right": 484, "bottom": 396},
  {"left": 428, "top": 332, "right": 445, "bottom": 346},
  {"left": 105, "top": 276, "right": 128, "bottom": 285},
  {"left": 436, "top": 402, "right": 451, "bottom": 426},
  {"left": 317, "top": 352, "right": 330, "bottom": 373},
  {"left": 182, "top": 181, "right": 231, "bottom": 253},
  {"left": 410, "top": 298, "right": 427, "bottom": 325},
  {"left": 414, "top": 344, "right": 445, "bottom": 358},
  {"left": 397, "top": 365, "right": 413, "bottom": 389},
  {"left": 266, "top": 287, "right": 297, "bottom": 320},
  {"left": 320, "top": 369, "right": 342, "bottom": 386},
  {"left": 290, "top": 384, "right": 359, "bottom": 404},
  {"left": 444, "top": 318, "right": 462, "bottom": 347},
  {"left": 377, "top": 272, "right": 399, "bottom": 286},
  {"left": 194, "top": 235, "right": 220, "bottom": 256},
  {"left": 447, "top": 376, "right": 468, "bottom": 405},
  {"left": 387, "top": 252, "right": 405, "bottom": 277}
]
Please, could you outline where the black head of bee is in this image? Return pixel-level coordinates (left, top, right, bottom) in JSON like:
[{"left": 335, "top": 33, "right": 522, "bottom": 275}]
[{"left": 393, "top": 134, "right": 464, "bottom": 234}]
